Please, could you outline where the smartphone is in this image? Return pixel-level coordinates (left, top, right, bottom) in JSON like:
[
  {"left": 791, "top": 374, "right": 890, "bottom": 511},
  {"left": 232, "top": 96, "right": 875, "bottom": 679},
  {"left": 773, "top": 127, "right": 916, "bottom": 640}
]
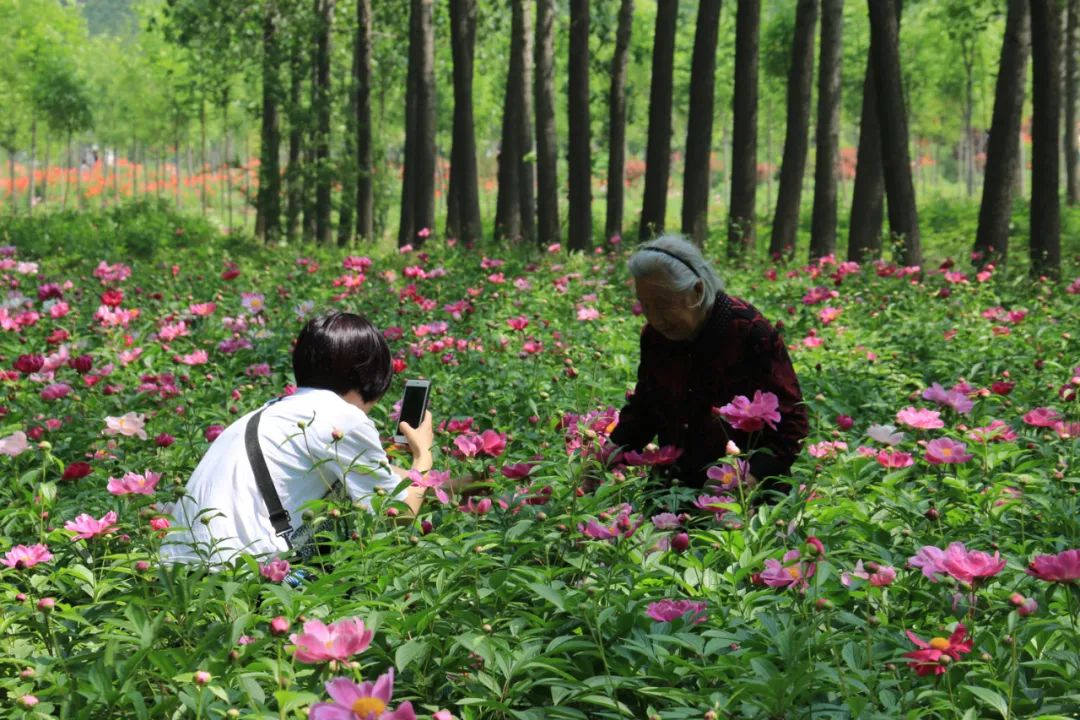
[{"left": 394, "top": 379, "right": 432, "bottom": 444}]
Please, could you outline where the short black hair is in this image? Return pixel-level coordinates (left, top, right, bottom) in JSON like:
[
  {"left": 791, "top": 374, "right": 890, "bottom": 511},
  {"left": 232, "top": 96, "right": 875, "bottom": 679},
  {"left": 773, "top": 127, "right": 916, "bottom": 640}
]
[{"left": 293, "top": 312, "right": 393, "bottom": 402}]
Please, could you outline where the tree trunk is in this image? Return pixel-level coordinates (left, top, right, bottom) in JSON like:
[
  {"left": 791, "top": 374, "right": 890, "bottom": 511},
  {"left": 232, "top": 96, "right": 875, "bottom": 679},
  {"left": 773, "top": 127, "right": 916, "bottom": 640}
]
[
  {"left": 28, "top": 117, "right": 37, "bottom": 214},
  {"left": 258, "top": 4, "right": 282, "bottom": 243},
  {"left": 847, "top": 46, "right": 885, "bottom": 262},
  {"left": 495, "top": 0, "right": 527, "bottom": 243},
  {"left": 175, "top": 117, "right": 183, "bottom": 210},
  {"left": 770, "top": 0, "right": 818, "bottom": 258},
  {"left": 974, "top": 0, "right": 1029, "bottom": 264},
  {"left": 339, "top": 13, "right": 359, "bottom": 246},
  {"left": 809, "top": 0, "right": 843, "bottom": 260},
  {"left": 681, "top": 0, "right": 722, "bottom": 246},
  {"left": 638, "top": 0, "right": 679, "bottom": 241},
  {"left": 355, "top": 0, "right": 375, "bottom": 242},
  {"left": 567, "top": 0, "right": 593, "bottom": 252},
  {"left": 535, "top": 0, "right": 560, "bottom": 246},
  {"left": 313, "top": 0, "right": 334, "bottom": 245},
  {"left": 398, "top": 0, "right": 420, "bottom": 246},
  {"left": 605, "top": 0, "right": 634, "bottom": 242},
  {"left": 200, "top": 98, "right": 208, "bottom": 217},
  {"left": 447, "top": 0, "right": 481, "bottom": 245},
  {"left": 1030, "top": 0, "right": 1062, "bottom": 277},
  {"left": 1065, "top": 0, "right": 1079, "bottom": 205},
  {"left": 411, "top": 0, "right": 436, "bottom": 246},
  {"left": 225, "top": 100, "right": 234, "bottom": 233},
  {"left": 868, "top": 0, "right": 920, "bottom": 266},
  {"left": 727, "top": 0, "right": 760, "bottom": 257},
  {"left": 64, "top": 132, "right": 71, "bottom": 210},
  {"left": 43, "top": 135, "right": 51, "bottom": 207},
  {"left": 286, "top": 42, "right": 304, "bottom": 242},
  {"left": 516, "top": 2, "right": 536, "bottom": 246}
]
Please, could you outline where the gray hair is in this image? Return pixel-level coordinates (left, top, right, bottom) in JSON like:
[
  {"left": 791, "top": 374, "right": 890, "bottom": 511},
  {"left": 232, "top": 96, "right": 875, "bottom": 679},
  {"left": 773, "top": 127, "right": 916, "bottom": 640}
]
[{"left": 628, "top": 234, "right": 724, "bottom": 309}]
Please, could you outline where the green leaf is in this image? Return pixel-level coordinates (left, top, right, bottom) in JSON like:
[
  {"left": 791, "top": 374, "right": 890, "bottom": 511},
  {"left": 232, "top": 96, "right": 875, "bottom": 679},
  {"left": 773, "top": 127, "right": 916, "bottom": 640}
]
[
  {"left": 395, "top": 638, "right": 427, "bottom": 671},
  {"left": 962, "top": 685, "right": 1009, "bottom": 718}
]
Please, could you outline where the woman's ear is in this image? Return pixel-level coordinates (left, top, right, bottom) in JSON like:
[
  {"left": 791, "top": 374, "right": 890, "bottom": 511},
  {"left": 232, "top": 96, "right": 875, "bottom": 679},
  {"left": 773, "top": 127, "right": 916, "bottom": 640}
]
[{"left": 694, "top": 279, "right": 705, "bottom": 301}]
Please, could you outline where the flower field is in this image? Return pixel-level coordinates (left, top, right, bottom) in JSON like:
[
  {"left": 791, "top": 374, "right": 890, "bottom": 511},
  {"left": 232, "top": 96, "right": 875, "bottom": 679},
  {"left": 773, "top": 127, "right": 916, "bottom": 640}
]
[{"left": 1, "top": 231, "right": 1079, "bottom": 720}]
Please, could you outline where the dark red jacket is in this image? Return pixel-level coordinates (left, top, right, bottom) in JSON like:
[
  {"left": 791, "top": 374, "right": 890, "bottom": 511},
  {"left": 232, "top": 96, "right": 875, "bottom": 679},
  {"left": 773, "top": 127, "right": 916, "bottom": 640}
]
[{"left": 610, "top": 292, "right": 809, "bottom": 488}]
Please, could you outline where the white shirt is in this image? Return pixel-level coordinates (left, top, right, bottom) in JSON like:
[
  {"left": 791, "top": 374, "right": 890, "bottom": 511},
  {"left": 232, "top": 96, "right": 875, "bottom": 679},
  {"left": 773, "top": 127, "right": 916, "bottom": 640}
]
[{"left": 160, "top": 387, "right": 404, "bottom": 565}]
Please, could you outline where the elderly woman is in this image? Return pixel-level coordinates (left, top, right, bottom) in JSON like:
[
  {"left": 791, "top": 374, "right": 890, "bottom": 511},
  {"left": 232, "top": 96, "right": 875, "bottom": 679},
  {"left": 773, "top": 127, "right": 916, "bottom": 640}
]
[{"left": 608, "top": 235, "right": 809, "bottom": 495}]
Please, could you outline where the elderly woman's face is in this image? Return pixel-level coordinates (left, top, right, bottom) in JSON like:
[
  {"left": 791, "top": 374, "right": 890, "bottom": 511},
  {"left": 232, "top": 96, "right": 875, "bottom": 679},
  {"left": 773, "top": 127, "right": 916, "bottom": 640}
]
[{"left": 634, "top": 274, "right": 708, "bottom": 341}]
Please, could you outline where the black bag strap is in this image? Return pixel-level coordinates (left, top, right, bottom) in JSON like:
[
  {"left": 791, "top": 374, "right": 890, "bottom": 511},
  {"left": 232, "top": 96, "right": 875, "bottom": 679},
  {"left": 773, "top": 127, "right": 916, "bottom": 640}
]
[{"left": 245, "top": 407, "right": 292, "bottom": 539}]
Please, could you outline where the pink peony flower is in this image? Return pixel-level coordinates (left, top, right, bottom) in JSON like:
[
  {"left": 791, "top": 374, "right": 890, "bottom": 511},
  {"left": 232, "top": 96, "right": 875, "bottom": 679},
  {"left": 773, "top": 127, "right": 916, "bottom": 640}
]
[
  {"left": 895, "top": 407, "right": 945, "bottom": 430},
  {"left": 261, "top": 558, "right": 291, "bottom": 583},
  {"left": 705, "top": 460, "right": 750, "bottom": 491},
  {"left": 204, "top": 425, "right": 225, "bottom": 443},
  {"left": 107, "top": 470, "right": 162, "bottom": 496},
  {"left": 651, "top": 512, "right": 682, "bottom": 530},
  {"left": 40, "top": 383, "right": 72, "bottom": 401},
  {"left": 761, "top": 549, "right": 816, "bottom": 589},
  {"left": 1009, "top": 593, "right": 1039, "bottom": 616},
  {"left": 924, "top": 438, "right": 973, "bottom": 465},
  {"left": 2, "top": 544, "right": 53, "bottom": 569},
  {"left": 1026, "top": 549, "right": 1080, "bottom": 583},
  {"left": 622, "top": 445, "right": 683, "bottom": 466},
  {"left": 715, "top": 391, "right": 782, "bottom": 432},
  {"left": 176, "top": 350, "right": 209, "bottom": 366},
  {"left": 908, "top": 545, "right": 948, "bottom": 581},
  {"left": 460, "top": 497, "right": 492, "bottom": 515},
  {"left": 922, "top": 383, "right": 973, "bottom": 414},
  {"left": 103, "top": 413, "right": 148, "bottom": 440},
  {"left": 966, "top": 420, "right": 1017, "bottom": 443},
  {"left": 938, "top": 542, "right": 1006, "bottom": 585},
  {"left": 290, "top": 617, "right": 374, "bottom": 664},
  {"left": 693, "top": 494, "right": 736, "bottom": 521},
  {"left": 1022, "top": 407, "right": 1062, "bottom": 428},
  {"left": 646, "top": 599, "right": 708, "bottom": 624},
  {"left": 506, "top": 316, "right": 529, "bottom": 331},
  {"left": 65, "top": 511, "right": 119, "bottom": 540},
  {"left": 408, "top": 469, "right": 451, "bottom": 504},
  {"left": 841, "top": 560, "right": 896, "bottom": 587},
  {"left": 308, "top": 669, "right": 416, "bottom": 720},
  {"left": 875, "top": 449, "right": 914, "bottom": 469}
]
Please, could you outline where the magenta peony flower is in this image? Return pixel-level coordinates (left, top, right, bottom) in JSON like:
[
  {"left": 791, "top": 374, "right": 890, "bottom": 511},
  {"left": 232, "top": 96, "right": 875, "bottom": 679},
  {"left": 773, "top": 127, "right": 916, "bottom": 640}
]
[
  {"left": 761, "top": 549, "right": 816, "bottom": 589},
  {"left": 106, "top": 470, "right": 162, "bottom": 496},
  {"left": 260, "top": 558, "right": 291, "bottom": 583},
  {"left": 2, "top": 544, "right": 53, "bottom": 569},
  {"left": 693, "top": 494, "right": 737, "bottom": 521},
  {"left": 922, "top": 383, "right": 973, "bottom": 414},
  {"left": 895, "top": 407, "right": 945, "bottom": 430},
  {"left": 1022, "top": 407, "right": 1062, "bottom": 428},
  {"left": 1026, "top": 549, "right": 1080, "bottom": 583},
  {"left": 841, "top": 560, "right": 896, "bottom": 587},
  {"left": 1009, "top": 593, "right": 1039, "bottom": 616},
  {"left": 904, "top": 624, "right": 972, "bottom": 676},
  {"left": 65, "top": 511, "right": 119, "bottom": 540},
  {"left": 908, "top": 545, "right": 948, "bottom": 581},
  {"left": 40, "top": 383, "right": 72, "bottom": 402},
  {"left": 204, "top": 425, "right": 225, "bottom": 443},
  {"left": 923, "top": 438, "right": 973, "bottom": 465},
  {"left": 715, "top": 391, "right": 782, "bottom": 432},
  {"left": 646, "top": 599, "right": 708, "bottom": 624},
  {"left": 622, "top": 445, "right": 684, "bottom": 466},
  {"left": 309, "top": 669, "right": 416, "bottom": 720},
  {"left": 408, "top": 469, "right": 451, "bottom": 504},
  {"left": 290, "top": 617, "right": 374, "bottom": 664},
  {"left": 966, "top": 420, "right": 1017, "bottom": 443}
]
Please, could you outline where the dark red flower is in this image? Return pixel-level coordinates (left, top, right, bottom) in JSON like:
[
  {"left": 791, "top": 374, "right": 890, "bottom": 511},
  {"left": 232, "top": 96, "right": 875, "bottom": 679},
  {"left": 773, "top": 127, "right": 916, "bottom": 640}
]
[
  {"left": 14, "top": 354, "right": 44, "bottom": 374},
  {"left": 101, "top": 289, "right": 124, "bottom": 308},
  {"left": 155, "top": 433, "right": 176, "bottom": 448},
  {"left": 61, "top": 462, "right": 93, "bottom": 481},
  {"left": 69, "top": 355, "right": 93, "bottom": 374}
]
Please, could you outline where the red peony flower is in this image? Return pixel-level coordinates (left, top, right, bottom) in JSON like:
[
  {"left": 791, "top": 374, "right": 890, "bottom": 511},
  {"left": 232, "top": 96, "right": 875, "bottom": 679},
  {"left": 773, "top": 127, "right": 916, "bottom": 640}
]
[{"left": 904, "top": 624, "right": 972, "bottom": 676}]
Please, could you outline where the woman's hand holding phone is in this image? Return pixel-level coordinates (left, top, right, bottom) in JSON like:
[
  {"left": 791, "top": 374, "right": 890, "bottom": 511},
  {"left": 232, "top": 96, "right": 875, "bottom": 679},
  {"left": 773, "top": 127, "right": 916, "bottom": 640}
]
[{"left": 398, "top": 410, "right": 434, "bottom": 472}]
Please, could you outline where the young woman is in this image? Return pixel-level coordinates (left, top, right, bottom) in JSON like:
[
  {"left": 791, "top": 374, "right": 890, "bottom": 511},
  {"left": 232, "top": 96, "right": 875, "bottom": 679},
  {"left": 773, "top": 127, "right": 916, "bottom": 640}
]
[
  {"left": 608, "top": 235, "right": 809, "bottom": 495},
  {"left": 161, "top": 312, "right": 434, "bottom": 565}
]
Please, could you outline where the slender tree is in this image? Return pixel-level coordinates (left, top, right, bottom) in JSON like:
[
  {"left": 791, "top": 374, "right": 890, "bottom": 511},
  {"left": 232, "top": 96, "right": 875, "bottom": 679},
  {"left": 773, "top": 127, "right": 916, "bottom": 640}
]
[
  {"left": 681, "top": 0, "right": 723, "bottom": 246},
  {"left": 285, "top": 40, "right": 304, "bottom": 242},
  {"left": 567, "top": 0, "right": 592, "bottom": 251},
  {"left": 868, "top": 0, "right": 920, "bottom": 266},
  {"left": 312, "top": 0, "right": 334, "bottom": 244},
  {"left": 639, "top": 0, "right": 679, "bottom": 240},
  {"left": 1065, "top": 0, "right": 1078, "bottom": 205},
  {"left": 974, "top": 0, "right": 1029, "bottom": 263},
  {"left": 847, "top": 39, "right": 884, "bottom": 261},
  {"left": 354, "top": 0, "right": 374, "bottom": 242},
  {"left": 770, "top": 0, "right": 818, "bottom": 259},
  {"left": 1030, "top": 0, "right": 1062, "bottom": 277},
  {"left": 605, "top": 0, "right": 634, "bottom": 242},
  {"left": 809, "top": 0, "right": 843, "bottom": 260},
  {"left": 399, "top": 0, "right": 436, "bottom": 248},
  {"left": 495, "top": 0, "right": 530, "bottom": 243},
  {"left": 447, "top": 0, "right": 481, "bottom": 244},
  {"left": 516, "top": 2, "right": 536, "bottom": 246},
  {"left": 256, "top": 3, "right": 282, "bottom": 244},
  {"left": 728, "top": 0, "right": 761, "bottom": 257},
  {"left": 535, "top": 0, "right": 559, "bottom": 246}
]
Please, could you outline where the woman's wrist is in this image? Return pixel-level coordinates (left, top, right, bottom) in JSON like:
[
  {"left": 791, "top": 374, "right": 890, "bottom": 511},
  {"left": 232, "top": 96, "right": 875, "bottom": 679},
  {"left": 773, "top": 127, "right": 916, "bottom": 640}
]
[{"left": 411, "top": 451, "right": 433, "bottom": 473}]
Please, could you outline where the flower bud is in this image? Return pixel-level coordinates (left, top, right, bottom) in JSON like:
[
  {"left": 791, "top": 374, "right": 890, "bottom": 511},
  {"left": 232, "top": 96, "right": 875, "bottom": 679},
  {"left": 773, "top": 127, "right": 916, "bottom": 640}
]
[
  {"left": 37, "top": 597, "right": 56, "bottom": 612},
  {"left": 194, "top": 670, "right": 212, "bottom": 685}
]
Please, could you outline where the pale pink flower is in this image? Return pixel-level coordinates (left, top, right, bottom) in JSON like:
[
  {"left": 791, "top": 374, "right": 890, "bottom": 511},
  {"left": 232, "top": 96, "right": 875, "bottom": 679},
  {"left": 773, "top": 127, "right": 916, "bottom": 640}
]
[
  {"left": 0, "top": 431, "right": 29, "bottom": 457},
  {"left": 65, "top": 511, "right": 119, "bottom": 540},
  {"left": 241, "top": 292, "right": 266, "bottom": 314},
  {"left": 2, "top": 544, "right": 53, "bottom": 569},
  {"left": 188, "top": 302, "right": 217, "bottom": 316},
  {"left": 761, "top": 549, "right": 815, "bottom": 589},
  {"left": 106, "top": 470, "right": 162, "bottom": 496},
  {"left": 290, "top": 617, "right": 374, "bottom": 664},
  {"left": 908, "top": 545, "right": 948, "bottom": 581},
  {"left": 103, "top": 413, "right": 148, "bottom": 440},
  {"left": 646, "top": 599, "right": 708, "bottom": 624},
  {"left": 176, "top": 350, "right": 209, "bottom": 366},
  {"left": 715, "top": 391, "right": 782, "bottom": 432},
  {"left": 841, "top": 560, "right": 895, "bottom": 587},
  {"left": 408, "top": 469, "right": 451, "bottom": 504},
  {"left": 924, "top": 438, "right": 973, "bottom": 465},
  {"left": 967, "top": 420, "right": 1017, "bottom": 443},
  {"left": 576, "top": 306, "right": 600, "bottom": 321},
  {"left": 895, "top": 407, "right": 945, "bottom": 430},
  {"left": 866, "top": 424, "right": 905, "bottom": 445}
]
